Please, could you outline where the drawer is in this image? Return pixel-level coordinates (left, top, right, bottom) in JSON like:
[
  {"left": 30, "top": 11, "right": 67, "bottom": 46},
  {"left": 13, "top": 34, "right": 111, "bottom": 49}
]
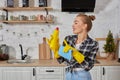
[{"left": 36, "top": 67, "right": 63, "bottom": 74}]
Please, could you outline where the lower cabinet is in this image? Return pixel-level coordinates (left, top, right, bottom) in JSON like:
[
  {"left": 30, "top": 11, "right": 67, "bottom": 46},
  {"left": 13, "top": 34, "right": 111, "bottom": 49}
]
[
  {"left": 0, "top": 66, "right": 120, "bottom": 80},
  {"left": 90, "top": 66, "right": 101, "bottom": 80},
  {"left": 36, "top": 67, "right": 65, "bottom": 80},
  {"left": 0, "top": 67, "right": 35, "bottom": 80},
  {"left": 101, "top": 66, "right": 120, "bottom": 80},
  {"left": 90, "top": 66, "right": 120, "bottom": 80},
  {"left": 0, "top": 66, "right": 65, "bottom": 80}
]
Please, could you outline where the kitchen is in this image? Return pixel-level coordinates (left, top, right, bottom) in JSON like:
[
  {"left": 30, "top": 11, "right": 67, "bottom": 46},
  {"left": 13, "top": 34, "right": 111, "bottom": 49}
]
[{"left": 0, "top": 0, "right": 120, "bottom": 80}]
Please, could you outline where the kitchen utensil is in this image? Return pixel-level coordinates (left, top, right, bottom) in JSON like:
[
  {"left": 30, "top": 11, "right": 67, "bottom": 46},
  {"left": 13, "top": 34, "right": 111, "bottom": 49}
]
[{"left": 39, "top": 37, "right": 51, "bottom": 59}]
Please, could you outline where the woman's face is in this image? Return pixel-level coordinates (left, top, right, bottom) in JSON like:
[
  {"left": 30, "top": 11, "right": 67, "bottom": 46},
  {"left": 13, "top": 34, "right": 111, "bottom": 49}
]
[{"left": 72, "top": 16, "right": 87, "bottom": 34}]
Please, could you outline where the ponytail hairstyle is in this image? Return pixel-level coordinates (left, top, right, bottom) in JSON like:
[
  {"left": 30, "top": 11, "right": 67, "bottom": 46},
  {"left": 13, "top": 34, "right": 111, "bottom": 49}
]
[{"left": 76, "top": 13, "right": 96, "bottom": 32}]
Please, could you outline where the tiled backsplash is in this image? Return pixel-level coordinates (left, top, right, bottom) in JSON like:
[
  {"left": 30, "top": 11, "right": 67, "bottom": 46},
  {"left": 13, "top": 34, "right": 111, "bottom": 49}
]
[{"left": 0, "top": 0, "right": 120, "bottom": 59}]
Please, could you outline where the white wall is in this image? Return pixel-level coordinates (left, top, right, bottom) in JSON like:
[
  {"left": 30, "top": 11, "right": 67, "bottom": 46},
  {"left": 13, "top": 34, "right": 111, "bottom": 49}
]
[{"left": 0, "top": 0, "right": 120, "bottom": 59}]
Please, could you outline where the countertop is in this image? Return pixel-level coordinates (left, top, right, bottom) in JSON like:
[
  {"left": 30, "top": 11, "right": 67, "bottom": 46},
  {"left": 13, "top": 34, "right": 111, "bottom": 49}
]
[
  {"left": 0, "top": 59, "right": 65, "bottom": 67},
  {"left": 0, "top": 59, "right": 120, "bottom": 67},
  {"left": 95, "top": 59, "right": 120, "bottom": 66}
]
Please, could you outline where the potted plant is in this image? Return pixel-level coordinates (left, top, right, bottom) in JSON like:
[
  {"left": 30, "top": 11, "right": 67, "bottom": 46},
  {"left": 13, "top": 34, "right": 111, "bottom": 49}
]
[{"left": 103, "top": 30, "right": 116, "bottom": 60}]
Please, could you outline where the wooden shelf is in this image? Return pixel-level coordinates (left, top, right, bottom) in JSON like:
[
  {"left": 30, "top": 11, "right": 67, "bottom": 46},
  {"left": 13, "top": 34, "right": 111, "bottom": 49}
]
[
  {"left": 95, "top": 38, "right": 106, "bottom": 41},
  {"left": 1, "top": 20, "right": 54, "bottom": 24},
  {"left": 0, "top": 7, "right": 54, "bottom": 24},
  {"left": 95, "top": 38, "right": 120, "bottom": 41},
  {"left": 2, "top": 7, "right": 53, "bottom": 11}
]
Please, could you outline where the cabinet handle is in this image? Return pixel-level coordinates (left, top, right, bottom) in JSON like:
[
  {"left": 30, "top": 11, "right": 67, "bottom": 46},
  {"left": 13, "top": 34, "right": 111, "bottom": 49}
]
[
  {"left": 103, "top": 67, "right": 105, "bottom": 75},
  {"left": 33, "top": 68, "right": 36, "bottom": 76},
  {"left": 46, "top": 70, "right": 54, "bottom": 72}
]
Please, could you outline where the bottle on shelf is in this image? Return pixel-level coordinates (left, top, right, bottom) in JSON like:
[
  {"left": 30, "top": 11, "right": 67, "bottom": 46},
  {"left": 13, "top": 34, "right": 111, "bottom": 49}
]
[
  {"left": 29, "top": 0, "right": 34, "bottom": 7},
  {"left": 44, "top": 0, "right": 47, "bottom": 7},
  {"left": 14, "top": 0, "right": 19, "bottom": 7},
  {"left": 7, "top": 0, "right": 14, "bottom": 7},
  {"left": 39, "top": 0, "right": 47, "bottom": 7},
  {"left": 22, "top": 0, "right": 29, "bottom": 7}
]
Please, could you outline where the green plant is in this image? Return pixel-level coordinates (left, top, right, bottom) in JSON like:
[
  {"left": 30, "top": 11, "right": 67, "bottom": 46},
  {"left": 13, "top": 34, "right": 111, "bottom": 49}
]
[{"left": 103, "top": 30, "right": 116, "bottom": 53}]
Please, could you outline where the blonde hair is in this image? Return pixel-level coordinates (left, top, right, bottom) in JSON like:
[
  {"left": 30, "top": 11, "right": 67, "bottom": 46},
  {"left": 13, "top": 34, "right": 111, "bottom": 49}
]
[{"left": 76, "top": 13, "right": 95, "bottom": 32}]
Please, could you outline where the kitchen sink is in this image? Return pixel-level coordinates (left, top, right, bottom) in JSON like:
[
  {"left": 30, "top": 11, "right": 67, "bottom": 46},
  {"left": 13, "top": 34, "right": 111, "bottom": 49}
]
[{"left": 7, "top": 59, "right": 34, "bottom": 64}]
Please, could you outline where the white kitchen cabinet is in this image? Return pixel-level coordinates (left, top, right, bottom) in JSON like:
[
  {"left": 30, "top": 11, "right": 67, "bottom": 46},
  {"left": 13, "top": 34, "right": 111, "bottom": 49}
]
[
  {"left": 36, "top": 67, "right": 65, "bottom": 80},
  {"left": 0, "top": 66, "right": 120, "bottom": 80},
  {"left": 90, "top": 66, "right": 120, "bottom": 80},
  {"left": 0, "top": 67, "right": 35, "bottom": 80},
  {"left": 101, "top": 66, "right": 120, "bottom": 80},
  {"left": 90, "top": 66, "right": 101, "bottom": 80}
]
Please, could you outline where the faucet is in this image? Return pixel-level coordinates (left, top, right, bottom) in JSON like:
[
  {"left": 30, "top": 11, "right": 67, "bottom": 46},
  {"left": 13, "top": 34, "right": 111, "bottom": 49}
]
[{"left": 19, "top": 44, "right": 27, "bottom": 60}]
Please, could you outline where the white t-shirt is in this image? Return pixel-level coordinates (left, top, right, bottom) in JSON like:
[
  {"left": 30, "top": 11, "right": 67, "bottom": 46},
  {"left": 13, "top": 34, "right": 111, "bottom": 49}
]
[{"left": 75, "top": 43, "right": 81, "bottom": 50}]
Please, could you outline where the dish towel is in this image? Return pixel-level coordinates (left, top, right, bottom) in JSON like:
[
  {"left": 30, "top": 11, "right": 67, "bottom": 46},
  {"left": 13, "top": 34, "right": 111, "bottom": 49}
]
[{"left": 58, "top": 45, "right": 72, "bottom": 61}]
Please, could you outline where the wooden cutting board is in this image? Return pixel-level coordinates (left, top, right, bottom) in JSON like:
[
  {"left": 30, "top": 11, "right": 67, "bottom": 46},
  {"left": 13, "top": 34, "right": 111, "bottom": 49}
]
[{"left": 39, "top": 37, "right": 51, "bottom": 59}]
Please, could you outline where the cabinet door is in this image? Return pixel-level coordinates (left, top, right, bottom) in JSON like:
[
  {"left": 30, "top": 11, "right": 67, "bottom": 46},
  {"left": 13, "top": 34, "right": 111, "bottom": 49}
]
[
  {"left": 1, "top": 67, "right": 35, "bottom": 80},
  {"left": 90, "top": 66, "right": 101, "bottom": 80},
  {"left": 102, "top": 66, "right": 120, "bottom": 80}
]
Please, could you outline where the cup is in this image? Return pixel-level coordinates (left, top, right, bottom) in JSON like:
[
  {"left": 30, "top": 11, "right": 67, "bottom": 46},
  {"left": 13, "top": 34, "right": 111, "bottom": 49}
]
[
  {"left": 46, "top": 15, "right": 54, "bottom": 21},
  {"left": 0, "top": 15, "right": 6, "bottom": 21},
  {"left": 19, "top": 15, "right": 24, "bottom": 21},
  {"left": 37, "top": 15, "right": 45, "bottom": 21}
]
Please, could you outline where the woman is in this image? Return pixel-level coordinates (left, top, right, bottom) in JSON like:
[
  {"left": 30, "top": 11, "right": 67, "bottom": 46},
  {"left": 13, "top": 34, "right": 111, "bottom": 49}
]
[{"left": 57, "top": 14, "right": 99, "bottom": 80}]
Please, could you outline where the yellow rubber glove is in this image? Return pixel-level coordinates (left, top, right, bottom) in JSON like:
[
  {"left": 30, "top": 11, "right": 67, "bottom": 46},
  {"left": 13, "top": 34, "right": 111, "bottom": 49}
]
[
  {"left": 54, "top": 51, "right": 60, "bottom": 59},
  {"left": 72, "top": 49, "right": 85, "bottom": 63},
  {"left": 46, "top": 27, "right": 60, "bottom": 59},
  {"left": 63, "top": 40, "right": 72, "bottom": 53},
  {"left": 63, "top": 40, "right": 85, "bottom": 63}
]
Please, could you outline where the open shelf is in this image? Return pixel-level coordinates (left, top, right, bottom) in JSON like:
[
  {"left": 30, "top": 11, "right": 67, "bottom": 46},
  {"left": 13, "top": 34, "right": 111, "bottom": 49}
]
[
  {"left": 0, "top": 7, "right": 54, "bottom": 24},
  {"left": 1, "top": 20, "right": 54, "bottom": 24},
  {"left": 95, "top": 38, "right": 120, "bottom": 41},
  {"left": 2, "top": 7, "right": 53, "bottom": 11}
]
